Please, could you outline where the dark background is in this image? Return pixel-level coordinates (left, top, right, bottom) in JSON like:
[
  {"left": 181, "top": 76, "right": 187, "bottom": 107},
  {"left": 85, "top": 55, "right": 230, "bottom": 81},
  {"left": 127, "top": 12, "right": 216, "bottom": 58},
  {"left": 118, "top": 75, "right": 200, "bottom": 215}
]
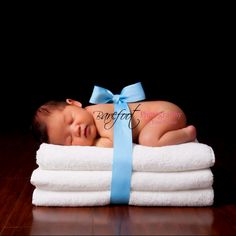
[{"left": 1, "top": 12, "right": 234, "bottom": 141}]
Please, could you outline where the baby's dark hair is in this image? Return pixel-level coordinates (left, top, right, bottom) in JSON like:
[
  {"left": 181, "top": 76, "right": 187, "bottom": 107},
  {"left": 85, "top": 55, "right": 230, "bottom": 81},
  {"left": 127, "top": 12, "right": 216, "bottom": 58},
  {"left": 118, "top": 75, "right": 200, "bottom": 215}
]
[{"left": 31, "top": 100, "right": 68, "bottom": 144}]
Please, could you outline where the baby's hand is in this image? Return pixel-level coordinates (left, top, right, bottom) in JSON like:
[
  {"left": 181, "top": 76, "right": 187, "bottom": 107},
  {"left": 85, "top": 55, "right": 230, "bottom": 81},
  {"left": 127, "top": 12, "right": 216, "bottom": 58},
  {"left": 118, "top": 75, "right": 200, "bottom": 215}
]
[{"left": 94, "top": 137, "right": 113, "bottom": 148}]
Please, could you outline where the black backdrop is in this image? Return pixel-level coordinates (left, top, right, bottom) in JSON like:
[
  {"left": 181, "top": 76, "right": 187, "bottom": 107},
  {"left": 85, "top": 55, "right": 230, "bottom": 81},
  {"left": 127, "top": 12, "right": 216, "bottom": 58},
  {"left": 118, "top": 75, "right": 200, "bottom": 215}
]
[{"left": 1, "top": 14, "right": 235, "bottom": 147}]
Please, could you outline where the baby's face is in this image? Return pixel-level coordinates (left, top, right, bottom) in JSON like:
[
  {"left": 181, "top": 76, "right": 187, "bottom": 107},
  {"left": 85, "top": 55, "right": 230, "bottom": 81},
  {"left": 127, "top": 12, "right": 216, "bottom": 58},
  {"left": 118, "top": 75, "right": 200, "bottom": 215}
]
[{"left": 46, "top": 105, "right": 97, "bottom": 146}]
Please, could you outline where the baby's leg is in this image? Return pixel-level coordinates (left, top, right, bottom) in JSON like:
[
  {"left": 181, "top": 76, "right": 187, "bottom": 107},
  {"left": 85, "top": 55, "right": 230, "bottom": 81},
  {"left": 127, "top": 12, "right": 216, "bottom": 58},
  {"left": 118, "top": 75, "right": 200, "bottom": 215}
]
[{"left": 138, "top": 110, "right": 196, "bottom": 147}]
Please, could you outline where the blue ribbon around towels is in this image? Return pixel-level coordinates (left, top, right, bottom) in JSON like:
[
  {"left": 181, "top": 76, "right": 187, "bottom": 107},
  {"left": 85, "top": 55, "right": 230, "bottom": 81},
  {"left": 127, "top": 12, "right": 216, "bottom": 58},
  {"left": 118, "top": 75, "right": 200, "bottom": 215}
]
[{"left": 89, "top": 82, "right": 146, "bottom": 204}]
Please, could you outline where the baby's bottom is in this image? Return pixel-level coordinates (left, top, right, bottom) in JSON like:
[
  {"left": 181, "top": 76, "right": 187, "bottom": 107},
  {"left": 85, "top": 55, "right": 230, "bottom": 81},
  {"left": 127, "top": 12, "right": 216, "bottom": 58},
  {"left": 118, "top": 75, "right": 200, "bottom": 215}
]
[{"left": 138, "top": 109, "right": 196, "bottom": 147}]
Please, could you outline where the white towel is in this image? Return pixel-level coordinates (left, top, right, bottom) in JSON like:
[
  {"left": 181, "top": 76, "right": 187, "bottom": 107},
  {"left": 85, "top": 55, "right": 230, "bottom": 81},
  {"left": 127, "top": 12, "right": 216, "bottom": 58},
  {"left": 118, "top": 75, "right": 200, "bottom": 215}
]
[
  {"left": 36, "top": 142, "right": 215, "bottom": 172},
  {"left": 31, "top": 168, "right": 213, "bottom": 192},
  {"left": 32, "top": 188, "right": 214, "bottom": 207}
]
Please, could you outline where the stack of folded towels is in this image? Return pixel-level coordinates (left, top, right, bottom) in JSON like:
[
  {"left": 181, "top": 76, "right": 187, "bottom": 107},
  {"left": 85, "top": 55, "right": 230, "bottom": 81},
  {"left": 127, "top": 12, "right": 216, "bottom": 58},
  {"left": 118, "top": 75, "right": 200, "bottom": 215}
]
[{"left": 31, "top": 142, "right": 215, "bottom": 207}]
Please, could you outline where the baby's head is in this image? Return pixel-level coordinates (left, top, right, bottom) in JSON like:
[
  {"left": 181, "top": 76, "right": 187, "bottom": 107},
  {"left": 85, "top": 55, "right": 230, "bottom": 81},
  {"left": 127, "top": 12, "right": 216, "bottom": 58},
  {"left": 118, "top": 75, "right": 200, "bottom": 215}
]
[{"left": 32, "top": 99, "right": 97, "bottom": 146}]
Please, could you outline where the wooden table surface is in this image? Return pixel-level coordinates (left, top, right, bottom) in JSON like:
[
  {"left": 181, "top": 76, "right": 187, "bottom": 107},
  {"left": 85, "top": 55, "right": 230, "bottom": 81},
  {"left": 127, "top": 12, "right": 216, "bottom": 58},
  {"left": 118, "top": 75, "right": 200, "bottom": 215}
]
[{"left": 0, "top": 132, "right": 235, "bottom": 235}]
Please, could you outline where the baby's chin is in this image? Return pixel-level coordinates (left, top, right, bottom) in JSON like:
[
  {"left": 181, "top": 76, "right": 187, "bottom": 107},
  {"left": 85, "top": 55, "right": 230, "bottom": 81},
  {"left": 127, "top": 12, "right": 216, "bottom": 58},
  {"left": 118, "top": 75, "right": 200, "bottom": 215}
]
[
  {"left": 73, "top": 140, "right": 93, "bottom": 146},
  {"left": 86, "top": 137, "right": 96, "bottom": 146},
  {"left": 81, "top": 136, "right": 97, "bottom": 147}
]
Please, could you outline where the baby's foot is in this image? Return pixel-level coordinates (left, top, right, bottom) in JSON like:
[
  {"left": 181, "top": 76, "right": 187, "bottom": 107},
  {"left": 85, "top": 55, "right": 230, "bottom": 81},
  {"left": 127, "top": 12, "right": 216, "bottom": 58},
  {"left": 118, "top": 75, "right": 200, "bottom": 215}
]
[{"left": 183, "top": 125, "right": 197, "bottom": 142}]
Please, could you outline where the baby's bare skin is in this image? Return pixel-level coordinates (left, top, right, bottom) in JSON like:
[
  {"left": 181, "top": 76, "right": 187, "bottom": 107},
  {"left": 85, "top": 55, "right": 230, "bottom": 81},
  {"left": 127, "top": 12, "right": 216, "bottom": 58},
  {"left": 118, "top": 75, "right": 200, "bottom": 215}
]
[{"left": 46, "top": 99, "right": 196, "bottom": 147}]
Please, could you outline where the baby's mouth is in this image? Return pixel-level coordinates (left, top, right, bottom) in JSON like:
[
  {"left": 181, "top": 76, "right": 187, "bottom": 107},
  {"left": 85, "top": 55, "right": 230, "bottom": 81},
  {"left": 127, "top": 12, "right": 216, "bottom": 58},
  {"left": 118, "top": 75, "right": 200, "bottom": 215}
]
[
  {"left": 85, "top": 125, "right": 90, "bottom": 138},
  {"left": 82, "top": 125, "right": 88, "bottom": 138}
]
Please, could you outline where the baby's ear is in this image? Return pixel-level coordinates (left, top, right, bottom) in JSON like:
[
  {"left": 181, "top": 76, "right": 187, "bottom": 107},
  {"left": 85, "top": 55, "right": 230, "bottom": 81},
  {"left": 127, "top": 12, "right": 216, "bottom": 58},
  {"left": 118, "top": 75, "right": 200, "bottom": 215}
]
[{"left": 66, "top": 99, "right": 82, "bottom": 107}]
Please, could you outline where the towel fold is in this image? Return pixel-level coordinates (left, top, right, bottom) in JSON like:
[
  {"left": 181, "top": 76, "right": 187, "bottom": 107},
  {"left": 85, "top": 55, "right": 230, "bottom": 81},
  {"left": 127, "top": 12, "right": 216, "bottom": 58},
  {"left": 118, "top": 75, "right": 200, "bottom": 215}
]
[
  {"left": 32, "top": 188, "right": 214, "bottom": 207},
  {"left": 31, "top": 168, "right": 213, "bottom": 192},
  {"left": 36, "top": 142, "right": 215, "bottom": 172}
]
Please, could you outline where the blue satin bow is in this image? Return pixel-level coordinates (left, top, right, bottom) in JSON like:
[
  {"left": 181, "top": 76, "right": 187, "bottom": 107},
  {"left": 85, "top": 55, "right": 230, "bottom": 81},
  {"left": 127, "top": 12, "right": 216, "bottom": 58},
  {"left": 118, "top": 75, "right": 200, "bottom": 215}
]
[{"left": 89, "top": 82, "right": 145, "bottom": 204}]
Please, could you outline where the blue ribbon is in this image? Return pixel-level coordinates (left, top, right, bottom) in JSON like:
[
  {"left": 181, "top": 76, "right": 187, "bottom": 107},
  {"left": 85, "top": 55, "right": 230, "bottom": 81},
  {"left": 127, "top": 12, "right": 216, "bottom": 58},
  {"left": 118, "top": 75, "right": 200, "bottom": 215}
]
[{"left": 89, "top": 82, "right": 146, "bottom": 204}]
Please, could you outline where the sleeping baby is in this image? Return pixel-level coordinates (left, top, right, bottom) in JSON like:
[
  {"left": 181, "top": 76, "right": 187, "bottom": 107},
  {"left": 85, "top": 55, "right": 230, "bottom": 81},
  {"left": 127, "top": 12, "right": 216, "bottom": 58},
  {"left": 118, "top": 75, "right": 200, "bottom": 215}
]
[{"left": 32, "top": 99, "right": 196, "bottom": 147}]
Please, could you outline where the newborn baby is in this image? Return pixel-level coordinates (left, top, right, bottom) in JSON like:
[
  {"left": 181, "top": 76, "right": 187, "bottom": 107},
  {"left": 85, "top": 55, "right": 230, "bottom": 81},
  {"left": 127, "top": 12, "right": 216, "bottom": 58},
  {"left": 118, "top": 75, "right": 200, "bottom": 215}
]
[{"left": 32, "top": 99, "right": 196, "bottom": 147}]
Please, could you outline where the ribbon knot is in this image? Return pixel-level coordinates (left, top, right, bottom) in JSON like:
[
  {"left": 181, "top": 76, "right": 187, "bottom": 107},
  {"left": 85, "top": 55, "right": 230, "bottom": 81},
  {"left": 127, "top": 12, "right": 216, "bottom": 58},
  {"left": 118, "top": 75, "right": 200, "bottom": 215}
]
[
  {"left": 89, "top": 82, "right": 145, "bottom": 204},
  {"left": 112, "top": 94, "right": 121, "bottom": 103}
]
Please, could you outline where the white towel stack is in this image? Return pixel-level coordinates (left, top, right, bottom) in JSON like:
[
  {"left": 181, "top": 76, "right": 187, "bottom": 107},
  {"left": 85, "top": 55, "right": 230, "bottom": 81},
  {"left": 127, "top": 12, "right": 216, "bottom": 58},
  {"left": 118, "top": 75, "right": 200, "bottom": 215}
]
[{"left": 31, "top": 142, "right": 215, "bottom": 206}]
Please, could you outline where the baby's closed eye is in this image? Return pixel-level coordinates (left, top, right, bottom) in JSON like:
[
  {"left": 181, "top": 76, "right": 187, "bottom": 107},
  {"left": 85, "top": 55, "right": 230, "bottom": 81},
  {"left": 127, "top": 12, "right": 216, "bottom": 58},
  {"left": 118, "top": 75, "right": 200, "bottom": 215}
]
[{"left": 65, "top": 114, "right": 74, "bottom": 125}]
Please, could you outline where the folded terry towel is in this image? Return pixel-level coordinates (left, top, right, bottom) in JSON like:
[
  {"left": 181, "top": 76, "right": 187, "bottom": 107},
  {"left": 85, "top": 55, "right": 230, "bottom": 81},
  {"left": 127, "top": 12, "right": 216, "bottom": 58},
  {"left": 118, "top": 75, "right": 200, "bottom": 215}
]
[
  {"left": 36, "top": 142, "right": 215, "bottom": 172},
  {"left": 32, "top": 188, "right": 214, "bottom": 207},
  {"left": 31, "top": 168, "right": 213, "bottom": 192}
]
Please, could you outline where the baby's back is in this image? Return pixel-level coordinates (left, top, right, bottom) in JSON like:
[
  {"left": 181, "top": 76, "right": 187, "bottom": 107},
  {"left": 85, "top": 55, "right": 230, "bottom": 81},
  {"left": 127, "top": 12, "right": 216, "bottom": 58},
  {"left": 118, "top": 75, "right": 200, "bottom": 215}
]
[{"left": 86, "top": 101, "right": 184, "bottom": 143}]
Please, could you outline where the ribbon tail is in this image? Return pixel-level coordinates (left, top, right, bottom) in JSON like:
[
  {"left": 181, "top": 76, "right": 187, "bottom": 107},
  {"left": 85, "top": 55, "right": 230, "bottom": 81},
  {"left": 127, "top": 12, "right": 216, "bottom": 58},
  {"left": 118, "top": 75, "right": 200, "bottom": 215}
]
[{"left": 110, "top": 102, "right": 133, "bottom": 204}]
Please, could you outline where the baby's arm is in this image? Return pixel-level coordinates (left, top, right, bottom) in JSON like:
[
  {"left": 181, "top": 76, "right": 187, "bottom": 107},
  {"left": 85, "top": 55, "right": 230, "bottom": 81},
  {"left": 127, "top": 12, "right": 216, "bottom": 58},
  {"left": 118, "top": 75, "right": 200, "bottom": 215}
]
[{"left": 94, "top": 137, "right": 113, "bottom": 148}]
